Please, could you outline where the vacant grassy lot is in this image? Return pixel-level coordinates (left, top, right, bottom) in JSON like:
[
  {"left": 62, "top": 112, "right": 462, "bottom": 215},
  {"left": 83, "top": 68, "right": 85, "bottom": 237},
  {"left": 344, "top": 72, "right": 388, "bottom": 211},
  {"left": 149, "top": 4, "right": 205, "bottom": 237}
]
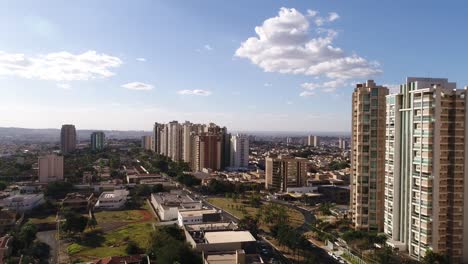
[
  {"left": 207, "top": 197, "right": 304, "bottom": 228},
  {"left": 93, "top": 209, "right": 145, "bottom": 223},
  {"left": 68, "top": 203, "right": 156, "bottom": 262},
  {"left": 28, "top": 214, "right": 57, "bottom": 224},
  {"left": 68, "top": 221, "right": 154, "bottom": 261}
]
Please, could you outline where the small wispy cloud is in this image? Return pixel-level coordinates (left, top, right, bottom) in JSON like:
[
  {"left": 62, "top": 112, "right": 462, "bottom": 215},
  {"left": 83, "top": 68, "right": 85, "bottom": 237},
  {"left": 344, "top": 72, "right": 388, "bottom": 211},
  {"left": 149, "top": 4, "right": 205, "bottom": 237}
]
[
  {"left": 264, "top": 83, "right": 272, "bottom": 87},
  {"left": 122, "top": 82, "right": 154, "bottom": 91},
  {"left": 204, "top": 44, "right": 213, "bottom": 51},
  {"left": 136, "top": 58, "right": 146, "bottom": 62},
  {"left": 328, "top": 12, "right": 340, "bottom": 22},
  {"left": 286, "top": 101, "right": 293, "bottom": 105},
  {"left": 300, "top": 91, "right": 315, "bottom": 97},
  {"left": 177, "top": 89, "right": 212, "bottom": 96},
  {"left": 57, "top": 83, "right": 71, "bottom": 90},
  {"left": 306, "top": 9, "right": 318, "bottom": 17}
]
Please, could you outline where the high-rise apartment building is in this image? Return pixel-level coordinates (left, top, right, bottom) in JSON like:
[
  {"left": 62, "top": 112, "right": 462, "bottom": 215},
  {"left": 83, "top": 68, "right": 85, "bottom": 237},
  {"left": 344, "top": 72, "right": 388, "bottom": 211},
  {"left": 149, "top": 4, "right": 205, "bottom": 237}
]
[
  {"left": 384, "top": 77, "right": 468, "bottom": 262},
  {"left": 90, "top": 131, "right": 105, "bottom": 151},
  {"left": 167, "top": 121, "right": 183, "bottom": 162},
  {"left": 351, "top": 80, "right": 388, "bottom": 232},
  {"left": 265, "top": 155, "right": 307, "bottom": 192},
  {"left": 153, "top": 122, "right": 163, "bottom": 153},
  {"left": 230, "top": 134, "right": 249, "bottom": 169},
  {"left": 38, "top": 154, "right": 64, "bottom": 183},
  {"left": 307, "top": 135, "right": 319, "bottom": 147},
  {"left": 192, "top": 133, "right": 222, "bottom": 172},
  {"left": 141, "top": 135, "right": 153, "bottom": 151},
  {"left": 60, "top": 124, "right": 77, "bottom": 154}
]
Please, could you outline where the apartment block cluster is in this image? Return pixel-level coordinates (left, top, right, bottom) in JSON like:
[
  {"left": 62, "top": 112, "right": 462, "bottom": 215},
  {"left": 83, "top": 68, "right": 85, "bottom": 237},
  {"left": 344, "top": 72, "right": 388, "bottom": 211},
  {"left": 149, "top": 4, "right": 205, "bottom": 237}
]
[
  {"left": 142, "top": 121, "right": 249, "bottom": 172},
  {"left": 350, "top": 78, "right": 468, "bottom": 262}
]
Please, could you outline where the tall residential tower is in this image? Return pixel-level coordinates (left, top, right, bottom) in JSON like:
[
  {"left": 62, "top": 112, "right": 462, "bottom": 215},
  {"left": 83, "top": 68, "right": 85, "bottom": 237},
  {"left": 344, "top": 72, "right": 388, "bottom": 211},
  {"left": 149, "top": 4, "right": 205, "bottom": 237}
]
[
  {"left": 60, "top": 124, "right": 77, "bottom": 154},
  {"left": 384, "top": 77, "right": 468, "bottom": 262},
  {"left": 351, "top": 80, "right": 388, "bottom": 232}
]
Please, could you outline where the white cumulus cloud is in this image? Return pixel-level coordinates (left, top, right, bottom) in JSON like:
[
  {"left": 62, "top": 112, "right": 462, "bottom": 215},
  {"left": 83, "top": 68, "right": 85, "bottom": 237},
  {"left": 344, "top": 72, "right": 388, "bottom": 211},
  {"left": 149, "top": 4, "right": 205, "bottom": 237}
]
[
  {"left": 177, "top": 89, "right": 212, "bottom": 96},
  {"left": 122, "top": 82, "right": 154, "bottom": 91},
  {"left": 136, "top": 58, "right": 146, "bottom": 62},
  {"left": 328, "top": 12, "right": 340, "bottom": 22},
  {"left": 204, "top": 45, "right": 213, "bottom": 51},
  {"left": 235, "top": 7, "right": 381, "bottom": 82},
  {"left": 0, "top": 50, "right": 122, "bottom": 81}
]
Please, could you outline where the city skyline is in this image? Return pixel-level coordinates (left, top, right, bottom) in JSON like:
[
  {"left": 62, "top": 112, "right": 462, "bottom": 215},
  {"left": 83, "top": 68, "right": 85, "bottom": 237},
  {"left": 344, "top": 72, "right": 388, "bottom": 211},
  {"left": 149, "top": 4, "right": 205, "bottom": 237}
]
[{"left": 1, "top": 1, "right": 468, "bottom": 132}]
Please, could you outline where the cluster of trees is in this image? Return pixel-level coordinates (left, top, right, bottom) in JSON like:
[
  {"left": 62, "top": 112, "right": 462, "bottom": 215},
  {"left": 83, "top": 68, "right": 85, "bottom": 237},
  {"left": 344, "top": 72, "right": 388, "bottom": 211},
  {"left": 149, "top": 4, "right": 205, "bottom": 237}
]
[
  {"left": 44, "top": 181, "right": 74, "bottom": 199},
  {"left": 175, "top": 174, "right": 201, "bottom": 187},
  {"left": 271, "top": 223, "right": 312, "bottom": 261},
  {"left": 146, "top": 225, "right": 200, "bottom": 263},
  {"left": 202, "top": 179, "right": 262, "bottom": 195},
  {"left": 0, "top": 154, "right": 35, "bottom": 177},
  {"left": 328, "top": 160, "right": 350, "bottom": 171},
  {"left": 6, "top": 223, "right": 50, "bottom": 264}
]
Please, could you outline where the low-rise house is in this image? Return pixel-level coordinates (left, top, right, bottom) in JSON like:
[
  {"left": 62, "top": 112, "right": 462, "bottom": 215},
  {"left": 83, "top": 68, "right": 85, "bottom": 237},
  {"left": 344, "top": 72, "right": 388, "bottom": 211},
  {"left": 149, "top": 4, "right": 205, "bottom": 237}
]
[
  {"left": 203, "top": 249, "right": 264, "bottom": 264},
  {"left": 0, "top": 194, "right": 44, "bottom": 212},
  {"left": 0, "top": 210, "right": 18, "bottom": 234},
  {"left": 185, "top": 227, "right": 256, "bottom": 253},
  {"left": 177, "top": 208, "right": 221, "bottom": 227},
  {"left": 62, "top": 193, "right": 94, "bottom": 211},
  {"left": 95, "top": 189, "right": 128, "bottom": 210},
  {"left": 0, "top": 235, "right": 12, "bottom": 263},
  {"left": 150, "top": 191, "right": 202, "bottom": 221}
]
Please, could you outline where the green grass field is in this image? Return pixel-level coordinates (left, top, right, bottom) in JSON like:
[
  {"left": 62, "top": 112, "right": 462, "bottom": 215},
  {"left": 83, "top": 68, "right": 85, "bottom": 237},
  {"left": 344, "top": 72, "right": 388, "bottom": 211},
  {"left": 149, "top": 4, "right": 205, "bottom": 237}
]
[
  {"left": 68, "top": 202, "right": 156, "bottom": 262},
  {"left": 207, "top": 197, "right": 304, "bottom": 228}
]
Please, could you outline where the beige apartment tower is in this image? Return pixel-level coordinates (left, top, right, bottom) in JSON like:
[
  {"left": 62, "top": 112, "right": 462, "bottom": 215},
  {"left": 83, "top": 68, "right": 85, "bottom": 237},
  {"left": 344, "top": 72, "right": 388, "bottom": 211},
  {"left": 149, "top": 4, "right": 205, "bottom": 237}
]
[
  {"left": 384, "top": 77, "right": 468, "bottom": 263},
  {"left": 351, "top": 80, "right": 388, "bottom": 232},
  {"left": 38, "top": 154, "right": 64, "bottom": 183},
  {"left": 265, "top": 155, "right": 307, "bottom": 192}
]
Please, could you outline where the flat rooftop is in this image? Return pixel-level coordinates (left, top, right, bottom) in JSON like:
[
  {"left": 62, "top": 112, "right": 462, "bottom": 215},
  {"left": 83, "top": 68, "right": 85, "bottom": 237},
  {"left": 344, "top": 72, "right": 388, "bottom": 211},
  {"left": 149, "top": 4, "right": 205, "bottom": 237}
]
[
  {"left": 204, "top": 231, "right": 256, "bottom": 244},
  {"left": 185, "top": 222, "right": 237, "bottom": 231},
  {"left": 179, "top": 208, "right": 218, "bottom": 217}
]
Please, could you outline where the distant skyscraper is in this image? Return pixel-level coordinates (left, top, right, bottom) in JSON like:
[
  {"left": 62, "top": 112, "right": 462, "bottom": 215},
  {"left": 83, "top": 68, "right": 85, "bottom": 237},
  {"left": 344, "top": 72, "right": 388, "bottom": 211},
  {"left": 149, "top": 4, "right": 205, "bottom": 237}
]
[
  {"left": 307, "top": 135, "right": 319, "bottom": 147},
  {"left": 265, "top": 155, "right": 307, "bottom": 192},
  {"left": 141, "top": 135, "right": 153, "bottom": 151},
  {"left": 350, "top": 80, "right": 388, "bottom": 232},
  {"left": 385, "top": 77, "right": 468, "bottom": 262},
  {"left": 90, "top": 131, "right": 105, "bottom": 151},
  {"left": 60, "top": 124, "right": 76, "bottom": 154},
  {"left": 286, "top": 137, "right": 292, "bottom": 145},
  {"left": 230, "top": 134, "right": 249, "bottom": 169},
  {"left": 38, "top": 154, "right": 64, "bottom": 183}
]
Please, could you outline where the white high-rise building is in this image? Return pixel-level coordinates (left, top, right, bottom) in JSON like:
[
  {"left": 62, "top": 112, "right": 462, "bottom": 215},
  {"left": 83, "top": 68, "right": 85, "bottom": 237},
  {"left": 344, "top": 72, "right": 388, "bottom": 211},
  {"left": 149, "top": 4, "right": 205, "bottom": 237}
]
[
  {"left": 38, "top": 154, "right": 64, "bottom": 183},
  {"left": 230, "top": 134, "right": 249, "bottom": 169},
  {"left": 307, "top": 135, "right": 319, "bottom": 147},
  {"left": 385, "top": 77, "right": 468, "bottom": 263}
]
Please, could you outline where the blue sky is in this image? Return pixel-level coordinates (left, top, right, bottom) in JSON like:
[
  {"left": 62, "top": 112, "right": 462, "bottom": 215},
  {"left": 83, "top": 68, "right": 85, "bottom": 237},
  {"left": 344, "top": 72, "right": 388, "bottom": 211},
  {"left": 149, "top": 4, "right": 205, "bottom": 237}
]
[{"left": 0, "top": 0, "right": 467, "bottom": 132}]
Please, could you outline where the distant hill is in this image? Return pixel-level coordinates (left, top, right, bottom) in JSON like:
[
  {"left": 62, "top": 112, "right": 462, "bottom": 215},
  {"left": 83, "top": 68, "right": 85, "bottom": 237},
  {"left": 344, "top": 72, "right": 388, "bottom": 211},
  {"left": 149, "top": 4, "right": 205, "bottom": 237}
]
[{"left": 0, "top": 127, "right": 151, "bottom": 143}]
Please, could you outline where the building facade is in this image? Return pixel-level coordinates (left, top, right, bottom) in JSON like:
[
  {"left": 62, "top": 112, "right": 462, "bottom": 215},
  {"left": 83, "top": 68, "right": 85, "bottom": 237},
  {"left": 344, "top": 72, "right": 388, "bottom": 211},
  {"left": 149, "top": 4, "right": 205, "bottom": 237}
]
[
  {"left": 141, "top": 135, "right": 153, "bottom": 151},
  {"left": 90, "top": 131, "right": 105, "bottom": 151},
  {"left": 384, "top": 77, "right": 468, "bottom": 262},
  {"left": 265, "top": 155, "right": 307, "bottom": 192},
  {"left": 230, "top": 134, "right": 249, "bottom": 169},
  {"left": 60, "top": 124, "right": 76, "bottom": 154},
  {"left": 350, "top": 80, "right": 388, "bottom": 232},
  {"left": 307, "top": 135, "right": 319, "bottom": 147},
  {"left": 38, "top": 154, "right": 64, "bottom": 183}
]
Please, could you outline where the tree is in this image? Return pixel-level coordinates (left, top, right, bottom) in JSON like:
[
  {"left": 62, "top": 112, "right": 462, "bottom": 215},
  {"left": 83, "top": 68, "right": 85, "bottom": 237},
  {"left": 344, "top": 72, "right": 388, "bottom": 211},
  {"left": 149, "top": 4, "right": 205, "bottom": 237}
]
[
  {"left": 147, "top": 225, "right": 200, "bottom": 263},
  {"left": 19, "top": 223, "right": 38, "bottom": 248},
  {"left": 62, "top": 211, "right": 88, "bottom": 234},
  {"left": 87, "top": 218, "right": 97, "bottom": 230},
  {"left": 421, "top": 250, "right": 450, "bottom": 264},
  {"left": 238, "top": 215, "right": 259, "bottom": 239},
  {"left": 126, "top": 240, "right": 140, "bottom": 255}
]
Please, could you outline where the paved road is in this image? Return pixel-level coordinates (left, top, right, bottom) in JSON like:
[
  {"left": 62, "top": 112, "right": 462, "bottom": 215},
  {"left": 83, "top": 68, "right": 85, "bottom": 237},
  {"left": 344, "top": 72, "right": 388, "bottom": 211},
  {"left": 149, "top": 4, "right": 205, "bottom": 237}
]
[{"left": 37, "top": 230, "right": 57, "bottom": 264}]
